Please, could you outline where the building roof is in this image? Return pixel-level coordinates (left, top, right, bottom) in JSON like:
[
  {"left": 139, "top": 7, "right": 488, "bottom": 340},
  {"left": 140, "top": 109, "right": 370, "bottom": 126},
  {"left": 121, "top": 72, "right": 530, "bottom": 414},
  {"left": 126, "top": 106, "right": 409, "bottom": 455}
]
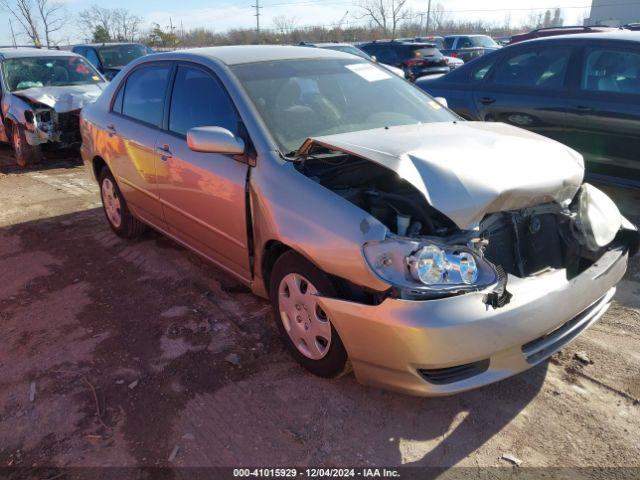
[{"left": 0, "top": 48, "right": 79, "bottom": 60}]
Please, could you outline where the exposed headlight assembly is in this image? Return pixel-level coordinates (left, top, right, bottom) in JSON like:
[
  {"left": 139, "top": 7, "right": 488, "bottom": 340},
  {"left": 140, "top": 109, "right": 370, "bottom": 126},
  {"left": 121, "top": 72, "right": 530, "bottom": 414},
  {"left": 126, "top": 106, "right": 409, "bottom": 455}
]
[
  {"left": 574, "top": 184, "right": 621, "bottom": 251},
  {"left": 363, "top": 238, "right": 498, "bottom": 296}
]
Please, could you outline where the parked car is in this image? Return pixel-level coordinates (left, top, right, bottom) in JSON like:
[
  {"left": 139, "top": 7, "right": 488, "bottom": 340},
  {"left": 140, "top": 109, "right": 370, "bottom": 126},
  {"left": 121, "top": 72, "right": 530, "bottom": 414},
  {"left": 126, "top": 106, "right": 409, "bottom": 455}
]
[
  {"left": 396, "top": 37, "right": 464, "bottom": 71},
  {"left": 509, "top": 25, "right": 619, "bottom": 44},
  {"left": 0, "top": 47, "right": 107, "bottom": 166},
  {"left": 416, "top": 31, "right": 640, "bottom": 186},
  {"left": 625, "top": 23, "right": 640, "bottom": 31},
  {"left": 442, "top": 34, "right": 501, "bottom": 62},
  {"left": 298, "top": 42, "right": 405, "bottom": 77},
  {"left": 359, "top": 40, "right": 449, "bottom": 80},
  {"left": 71, "top": 43, "right": 152, "bottom": 81},
  {"left": 80, "top": 46, "right": 638, "bottom": 396}
]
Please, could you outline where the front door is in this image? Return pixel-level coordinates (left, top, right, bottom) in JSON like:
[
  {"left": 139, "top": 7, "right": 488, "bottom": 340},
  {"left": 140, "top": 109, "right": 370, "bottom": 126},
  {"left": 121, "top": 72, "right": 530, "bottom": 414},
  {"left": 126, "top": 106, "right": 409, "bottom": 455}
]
[{"left": 155, "top": 64, "right": 251, "bottom": 281}]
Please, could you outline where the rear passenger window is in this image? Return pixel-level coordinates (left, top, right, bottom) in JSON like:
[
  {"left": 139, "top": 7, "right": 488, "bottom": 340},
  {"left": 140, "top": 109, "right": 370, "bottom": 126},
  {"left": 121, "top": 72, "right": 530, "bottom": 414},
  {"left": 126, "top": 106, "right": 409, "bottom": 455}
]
[
  {"left": 490, "top": 47, "right": 571, "bottom": 89},
  {"left": 168, "top": 66, "right": 240, "bottom": 137},
  {"left": 121, "top": 65, "right": 171, "bottom": 126},
  {"left": 582, "top": 47, "right": 640, "bottom": 94}
]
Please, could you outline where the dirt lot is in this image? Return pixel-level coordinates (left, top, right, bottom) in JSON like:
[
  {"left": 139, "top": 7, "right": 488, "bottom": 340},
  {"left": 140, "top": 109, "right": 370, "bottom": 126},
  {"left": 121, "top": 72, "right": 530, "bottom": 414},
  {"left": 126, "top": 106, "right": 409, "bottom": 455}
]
[{"left": 1, "top": 145, "right": 639, "bottom": 473}]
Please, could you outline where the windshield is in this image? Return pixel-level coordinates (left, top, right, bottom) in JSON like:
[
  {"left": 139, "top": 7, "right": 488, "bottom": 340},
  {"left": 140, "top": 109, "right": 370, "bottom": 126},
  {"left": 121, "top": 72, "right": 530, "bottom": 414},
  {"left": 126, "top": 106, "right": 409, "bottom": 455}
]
[
  {"left": 2, "top": 56, "right": 103, "bottom": 92},
  {"left": 470, "top": 36, "right": 498, "bottom": 47},
  {"left": 323, "top": 45, "right": 371, "bottom": 60},
  {"left": 232, "top": 58, "right": 456, "bottom": 153},
  {"left": 97, "top": 44, "right": 149, "bottom": 69}
]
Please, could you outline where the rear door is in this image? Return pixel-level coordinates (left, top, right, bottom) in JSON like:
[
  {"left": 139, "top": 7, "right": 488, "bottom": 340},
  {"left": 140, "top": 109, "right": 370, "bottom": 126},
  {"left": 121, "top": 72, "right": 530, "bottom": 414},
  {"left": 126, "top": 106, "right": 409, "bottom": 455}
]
[
  {"left": 108, "top": 62, "right": 172, "bottom": 227},
  {"left": 154, "top": 63, "right": 251, "bottom": 281},
  {"left": 564, "top": 41, "right": 640, "bottom": 184},
  {"left": 473, "top": 42, "right": 574, "bottom": 144}
]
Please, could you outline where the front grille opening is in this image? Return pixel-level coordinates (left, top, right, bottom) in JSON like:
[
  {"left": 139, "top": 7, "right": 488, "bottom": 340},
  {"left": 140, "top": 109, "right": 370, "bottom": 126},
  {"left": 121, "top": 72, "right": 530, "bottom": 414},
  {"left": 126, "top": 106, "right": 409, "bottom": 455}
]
[{"left": 418, "top": 359, "right": 490, "bottom": 385}]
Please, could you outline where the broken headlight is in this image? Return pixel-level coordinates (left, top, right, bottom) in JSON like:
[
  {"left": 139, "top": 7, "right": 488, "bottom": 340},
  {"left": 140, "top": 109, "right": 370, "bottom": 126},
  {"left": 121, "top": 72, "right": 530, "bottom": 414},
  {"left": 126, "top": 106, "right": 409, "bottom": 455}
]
[
  {"left": 574, "top": 184, "right": 621, "bottom": 251},
  {"left": 363, "top": 238, "right": 498, "bottom": 295}
]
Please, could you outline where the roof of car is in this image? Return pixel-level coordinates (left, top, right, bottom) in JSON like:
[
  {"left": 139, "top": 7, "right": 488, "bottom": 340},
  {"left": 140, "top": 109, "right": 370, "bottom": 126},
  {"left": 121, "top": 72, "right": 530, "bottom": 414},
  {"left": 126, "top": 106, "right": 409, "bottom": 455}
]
[
  {"left": 146, "top": 45, "right": 356, "bottom": 65},
  {"left": 0, "top": 47, "right": 79, "bottom": 60},
  {"left": 300, "top": 42, "right": 354, "bottom": 47},
  {"left": 73, "top": 42, "right": 146, "bottom": 48},
  {"left": 517, "top": 29, "right": 640, "bottom": 44}
]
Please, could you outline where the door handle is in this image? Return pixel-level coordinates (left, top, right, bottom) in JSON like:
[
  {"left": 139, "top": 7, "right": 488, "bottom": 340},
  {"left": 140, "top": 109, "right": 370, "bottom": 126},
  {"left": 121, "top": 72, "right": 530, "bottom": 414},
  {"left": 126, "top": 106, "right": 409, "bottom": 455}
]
[
  {"left": 106, "top": 123, "right": 116, "bottom": 137},
  {"left": 480, "top": 97, "right": 496, "bottom": 105},
  {"left": 156, "top": 144, "right": 172, "bottom": 161}
]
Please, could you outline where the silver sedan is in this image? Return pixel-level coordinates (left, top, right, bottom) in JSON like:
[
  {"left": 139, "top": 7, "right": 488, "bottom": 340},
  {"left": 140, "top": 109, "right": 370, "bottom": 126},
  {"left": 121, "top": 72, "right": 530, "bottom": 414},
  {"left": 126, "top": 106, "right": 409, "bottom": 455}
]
[{"left": 80, "top": 46, "right": 639, "bottom": 395}]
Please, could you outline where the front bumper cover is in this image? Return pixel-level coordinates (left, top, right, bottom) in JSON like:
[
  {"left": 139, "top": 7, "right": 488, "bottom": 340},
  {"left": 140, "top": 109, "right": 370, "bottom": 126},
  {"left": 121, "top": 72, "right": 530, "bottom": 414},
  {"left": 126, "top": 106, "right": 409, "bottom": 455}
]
[{"left": 317, "top": 246, "right": 629, "bottom": 396}]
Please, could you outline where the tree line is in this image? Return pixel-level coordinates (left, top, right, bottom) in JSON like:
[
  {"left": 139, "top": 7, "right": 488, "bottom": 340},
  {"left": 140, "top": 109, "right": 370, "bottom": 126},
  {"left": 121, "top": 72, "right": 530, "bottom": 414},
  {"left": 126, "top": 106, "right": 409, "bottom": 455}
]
[{"left": 1, "top": 0, "right": 568, "bottom": 49}]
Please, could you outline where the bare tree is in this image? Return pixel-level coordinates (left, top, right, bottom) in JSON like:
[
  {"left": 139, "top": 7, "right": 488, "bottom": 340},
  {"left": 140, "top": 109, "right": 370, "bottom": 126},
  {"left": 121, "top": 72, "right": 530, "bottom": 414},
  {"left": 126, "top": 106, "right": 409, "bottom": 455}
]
[
  {"left": 35, "top": 0, "right": 64, "bottom": 47},
  {"left": 1, "top": 0, "right": 42, "bottom": 45},
  {"left": 113, "top": 8, "right": 143, "bottom": 41},
  {"left": 272, "top": 15, "right": 298, "bottom": 37},
  {"left": 428, "top": 2, "right": 450, "bottom": 32},
  {"left": 78, "top": 5, "right": 114, "bottom": 41},
  {"left": 355, "top": 0, "right": 411, "bottom": 38}
]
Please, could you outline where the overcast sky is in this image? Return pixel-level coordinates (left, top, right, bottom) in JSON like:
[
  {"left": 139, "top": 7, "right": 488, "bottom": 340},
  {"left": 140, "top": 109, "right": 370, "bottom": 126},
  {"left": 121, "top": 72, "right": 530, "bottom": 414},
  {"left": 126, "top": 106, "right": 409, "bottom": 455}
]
[{"left": 0, "top": 0, "right": 596, "bottom": 45}]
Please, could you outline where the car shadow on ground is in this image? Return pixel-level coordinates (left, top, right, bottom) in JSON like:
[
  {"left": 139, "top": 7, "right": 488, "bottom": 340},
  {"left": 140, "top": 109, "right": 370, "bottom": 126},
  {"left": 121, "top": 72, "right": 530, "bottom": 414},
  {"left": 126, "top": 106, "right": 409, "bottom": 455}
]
[
  {"left": 0, "top": 145, "right": 82, "bottom": 174},
  {"left": 0, "top": 207, "right": 550, "bottom": 469}
]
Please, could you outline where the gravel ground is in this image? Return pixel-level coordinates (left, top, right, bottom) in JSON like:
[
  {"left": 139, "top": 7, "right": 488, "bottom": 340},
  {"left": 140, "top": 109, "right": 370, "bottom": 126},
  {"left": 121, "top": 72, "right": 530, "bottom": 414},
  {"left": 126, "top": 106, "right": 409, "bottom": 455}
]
[{"left": 0, "top": 146, "right": 639, "bottom": 473}]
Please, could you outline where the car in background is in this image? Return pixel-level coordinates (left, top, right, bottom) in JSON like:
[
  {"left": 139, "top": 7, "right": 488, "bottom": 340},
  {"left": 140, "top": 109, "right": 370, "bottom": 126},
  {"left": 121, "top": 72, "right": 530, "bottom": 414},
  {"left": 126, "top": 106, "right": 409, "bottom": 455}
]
[
  {"left": 442, "top": 35, "right": 501, "bottom": 62},
  {"left": 509, "top": 25, "right": 619, "bottom": 44},
  {"left": 0, "top": 47, "right": 107, "bottom": 166},
  {"left": 359, "top": 40, "right": 449, "bottom": 80},
  {"left": 71, "top": 42, "right": 152, "bottom": 80},
  {"left": 625, "top": 23, "right": 640, "bottom": 31},
  {"left": 416, "top": 31, "right": 640, "bottom": 186},
  {"left": 298, "top": 42, "right": 405, "bottom": 77},
  {"left": 396, "top": 37, "right": 464, "bottom": 71},
  {"left": 80, "top": 45, "right": 638, "bottom": 396}
]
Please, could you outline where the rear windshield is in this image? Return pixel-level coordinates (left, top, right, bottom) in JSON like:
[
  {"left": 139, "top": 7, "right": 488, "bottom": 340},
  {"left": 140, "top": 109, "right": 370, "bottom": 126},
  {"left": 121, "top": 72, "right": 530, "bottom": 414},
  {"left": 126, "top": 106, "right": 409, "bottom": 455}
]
[
  {"left": 2, "top": 56, "right": 102, "bottom": 92},
  {"left": 410, "top": 46, "right": 442, "bottom": 57}
]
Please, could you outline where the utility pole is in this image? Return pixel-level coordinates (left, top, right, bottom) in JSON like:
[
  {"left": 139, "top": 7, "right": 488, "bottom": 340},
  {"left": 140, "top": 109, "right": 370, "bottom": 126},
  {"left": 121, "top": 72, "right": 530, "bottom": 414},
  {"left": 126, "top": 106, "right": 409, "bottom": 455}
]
[
  {"left": 8, "top": 18, "right": 17, "bottom": 48},
  {"left": 252, "top": 0, "right": 262, "bottom": 42},
  {"left": 425, "top": 0, "right": 432, "bottom": 35}
]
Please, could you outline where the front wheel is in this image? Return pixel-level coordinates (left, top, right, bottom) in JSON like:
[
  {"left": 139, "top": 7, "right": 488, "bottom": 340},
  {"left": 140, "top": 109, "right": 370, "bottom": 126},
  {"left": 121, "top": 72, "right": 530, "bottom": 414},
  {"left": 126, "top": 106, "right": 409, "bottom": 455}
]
[
  {"left": 269, "top": 251, "right": 348, "bottom": 378},
  {"left": 11, "top": 124, "right": 42, "bottom": 167}
]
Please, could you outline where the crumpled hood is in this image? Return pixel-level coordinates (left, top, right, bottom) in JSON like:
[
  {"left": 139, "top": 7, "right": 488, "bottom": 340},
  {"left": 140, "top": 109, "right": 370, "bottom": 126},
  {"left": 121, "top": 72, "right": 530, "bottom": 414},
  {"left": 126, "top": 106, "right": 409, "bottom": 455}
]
[
  {"left": 299, "top": 122, "right": 585, "bottom": 229},
  {"left": 13, "top": 84, "right": 106, "bottom": 113}
]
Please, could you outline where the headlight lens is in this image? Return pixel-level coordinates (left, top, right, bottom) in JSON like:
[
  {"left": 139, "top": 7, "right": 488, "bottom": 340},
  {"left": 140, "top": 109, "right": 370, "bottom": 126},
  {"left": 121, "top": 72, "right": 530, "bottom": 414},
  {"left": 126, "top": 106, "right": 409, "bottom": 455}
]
[
  {"left": 408, "top": 245, "right": 478, "bottom": 286},
  {"left": 363, "top": 238, "right": 497, "bottom": 294},
  {"left": 575, "top": 184, "right": 621, "bottom": 251}
]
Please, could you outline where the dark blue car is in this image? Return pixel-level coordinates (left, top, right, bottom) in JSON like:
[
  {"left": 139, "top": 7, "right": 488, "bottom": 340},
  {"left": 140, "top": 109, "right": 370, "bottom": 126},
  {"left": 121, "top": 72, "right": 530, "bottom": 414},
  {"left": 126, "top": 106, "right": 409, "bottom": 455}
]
[{"left": 417, "top": 31, "right": 640, "bottom": 186}]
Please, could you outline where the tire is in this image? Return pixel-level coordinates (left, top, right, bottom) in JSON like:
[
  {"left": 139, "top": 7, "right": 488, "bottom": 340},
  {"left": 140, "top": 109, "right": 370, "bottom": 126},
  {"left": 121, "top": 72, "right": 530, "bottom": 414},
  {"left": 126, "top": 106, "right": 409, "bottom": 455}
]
[
  {"left": 98, "top": 167, "right": 146, "bottom": 238},
  {"left": 11, "top": 123, "right": 42, "bottom": 167},
  {"left": 269, "top": 251, "right": 348, "bottom": 378}
]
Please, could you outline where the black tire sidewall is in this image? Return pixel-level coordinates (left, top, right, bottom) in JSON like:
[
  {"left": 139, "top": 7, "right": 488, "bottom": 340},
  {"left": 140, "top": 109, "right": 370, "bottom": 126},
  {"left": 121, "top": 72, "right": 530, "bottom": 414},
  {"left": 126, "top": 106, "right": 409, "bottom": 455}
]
[
  {"left": 269, "top": 251, "right": 348, "bottom": 378},
  {"left": 98, "top": 167, "right": 144, "bottom": 238}
]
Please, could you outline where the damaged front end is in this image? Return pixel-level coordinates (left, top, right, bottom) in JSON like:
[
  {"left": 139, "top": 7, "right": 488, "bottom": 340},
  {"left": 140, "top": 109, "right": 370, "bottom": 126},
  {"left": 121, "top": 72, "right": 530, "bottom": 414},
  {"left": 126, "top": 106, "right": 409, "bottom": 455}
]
[
  {"left": 9, "top": 85, "right": 103, "bottom": 149},
  {"left": 295, "top": 126, "right": 639, "bottom": 306},
  {"left": 20, "top": 102, "right": 82, "bottom": 148}
]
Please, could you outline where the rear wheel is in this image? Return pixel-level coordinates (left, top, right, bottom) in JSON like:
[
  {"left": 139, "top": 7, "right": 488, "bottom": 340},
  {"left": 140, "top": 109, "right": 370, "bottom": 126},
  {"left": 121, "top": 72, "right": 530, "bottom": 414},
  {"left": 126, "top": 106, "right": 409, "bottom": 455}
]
[
  {"left": 98, "top": 167, "right": 146, "bottom": 238},
  {"left": 269, "top": 251, "right": 348, "bottom": 378},
  {"left": 11, "top": 124, "right": 41, "bottom": 167}
]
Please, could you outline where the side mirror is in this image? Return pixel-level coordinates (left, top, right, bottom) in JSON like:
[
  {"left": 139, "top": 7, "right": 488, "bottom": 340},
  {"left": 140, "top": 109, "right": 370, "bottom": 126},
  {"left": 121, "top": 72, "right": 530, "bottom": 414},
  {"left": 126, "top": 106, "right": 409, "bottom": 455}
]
[
  {"left": 434, "top": 97, "right": 448, "bottom": 108},
  {"left": 187, "top": 126, "right": 245, "bottom": 155}
]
